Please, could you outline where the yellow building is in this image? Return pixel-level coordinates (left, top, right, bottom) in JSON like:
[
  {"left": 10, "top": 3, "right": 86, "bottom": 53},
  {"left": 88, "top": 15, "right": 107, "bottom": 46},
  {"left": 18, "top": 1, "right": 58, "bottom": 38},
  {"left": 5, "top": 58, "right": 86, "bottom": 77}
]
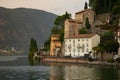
[{"left": 50, "top": 34, "right": 62, "bottom": 56}]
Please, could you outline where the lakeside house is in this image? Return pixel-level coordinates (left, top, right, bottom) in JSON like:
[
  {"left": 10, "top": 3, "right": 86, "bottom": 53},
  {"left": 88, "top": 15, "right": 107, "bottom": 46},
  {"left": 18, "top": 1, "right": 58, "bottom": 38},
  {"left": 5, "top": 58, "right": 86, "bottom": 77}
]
[
  {"left": 49, "top": 8, "right": 120, "bottom": 60},
  {"left": 64, "top": 34, "right": 100, "bottom": 58},
  {"left": 50, "top": 34, "right": 61, "bottom": 56}
]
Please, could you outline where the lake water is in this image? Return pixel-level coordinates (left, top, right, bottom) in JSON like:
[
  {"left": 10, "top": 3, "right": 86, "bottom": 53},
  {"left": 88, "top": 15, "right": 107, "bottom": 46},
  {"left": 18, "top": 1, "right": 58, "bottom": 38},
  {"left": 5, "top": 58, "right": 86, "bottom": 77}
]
[{"left": 0, "top": 56, "right": 120, "bottom": 80}]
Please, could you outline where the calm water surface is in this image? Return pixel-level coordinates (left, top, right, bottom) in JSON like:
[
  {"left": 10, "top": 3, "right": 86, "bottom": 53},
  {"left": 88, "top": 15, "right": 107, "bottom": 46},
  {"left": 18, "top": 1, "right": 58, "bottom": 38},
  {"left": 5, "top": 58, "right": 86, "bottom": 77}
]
[{"left": 0, "top": 56, "right": 120, "bottom": 80}]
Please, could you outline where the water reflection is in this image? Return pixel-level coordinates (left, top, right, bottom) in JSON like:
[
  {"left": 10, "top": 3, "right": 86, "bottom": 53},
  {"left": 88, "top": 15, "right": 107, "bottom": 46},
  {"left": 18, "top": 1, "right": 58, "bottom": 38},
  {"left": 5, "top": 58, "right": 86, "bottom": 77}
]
[
  {"left": 93, "top": 66, "right": 119, "bottom": 80},
  {"left": 0, "top": 56, "right": 120, "bottom": 80},
  {"left": 49, "top": 63, "right": 120, "bottom": 80}
]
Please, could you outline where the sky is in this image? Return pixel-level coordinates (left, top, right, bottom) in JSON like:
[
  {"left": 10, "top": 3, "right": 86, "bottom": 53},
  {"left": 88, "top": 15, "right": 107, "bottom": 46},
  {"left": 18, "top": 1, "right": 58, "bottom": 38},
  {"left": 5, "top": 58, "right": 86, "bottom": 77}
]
[{"left": 0, "top": 0, "right": 89, "bottom": 17}]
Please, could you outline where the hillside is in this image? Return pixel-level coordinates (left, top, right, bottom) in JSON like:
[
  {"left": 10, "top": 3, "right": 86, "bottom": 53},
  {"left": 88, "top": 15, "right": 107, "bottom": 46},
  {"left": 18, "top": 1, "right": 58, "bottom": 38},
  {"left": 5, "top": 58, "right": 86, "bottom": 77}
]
[{"left": 0, "top": 7, "right": 57, "bottom": 52}]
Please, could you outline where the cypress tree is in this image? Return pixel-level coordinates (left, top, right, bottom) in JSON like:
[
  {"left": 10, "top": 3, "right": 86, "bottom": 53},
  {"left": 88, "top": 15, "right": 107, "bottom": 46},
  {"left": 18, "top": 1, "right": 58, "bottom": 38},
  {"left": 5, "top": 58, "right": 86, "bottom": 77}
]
[
  {"left": 29, "top": 38, "right": 38, "bottom": 58},
  {"left": 84, "top": 2, "right": 88, "bottom": 9},
  {"left": 85, "top": 17, "right": 91, "bottom": 32}
]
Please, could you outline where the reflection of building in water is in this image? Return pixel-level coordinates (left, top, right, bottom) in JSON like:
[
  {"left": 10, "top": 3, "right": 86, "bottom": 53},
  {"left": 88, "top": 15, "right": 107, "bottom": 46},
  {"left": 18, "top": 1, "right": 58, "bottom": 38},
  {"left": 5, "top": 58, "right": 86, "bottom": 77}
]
[
  {"left": 64, "top": 65, "right": 82, "bottom": 80},
  {"left": 49, "top": 64, "right": 65, "bottom": 80},
  {"left": 49, "top": 64, "right": 95, "bottom": 80}
]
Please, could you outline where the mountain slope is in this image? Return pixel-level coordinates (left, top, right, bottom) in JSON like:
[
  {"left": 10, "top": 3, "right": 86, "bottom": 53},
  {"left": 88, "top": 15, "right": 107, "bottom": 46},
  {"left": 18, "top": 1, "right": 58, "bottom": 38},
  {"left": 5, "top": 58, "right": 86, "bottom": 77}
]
[{"left": 0, "top": 7, "right": 57, "bottom": 51}]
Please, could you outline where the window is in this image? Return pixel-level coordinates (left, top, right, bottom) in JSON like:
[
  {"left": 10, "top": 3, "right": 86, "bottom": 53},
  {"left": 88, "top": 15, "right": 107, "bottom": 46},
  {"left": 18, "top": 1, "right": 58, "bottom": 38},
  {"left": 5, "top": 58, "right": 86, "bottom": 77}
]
[
  {"left": 73, "top": 44, "right": 75, "bottom": 47},
  {"left": 86, "top": 48, "right": 88, "bottom": 52},
  {"left": 74, "top": 54, "right": 75, "bottom": 56},
  {"left": 73, "top": 48, "right": 75, "bottom": 52},
  {"left": 86, "top": 39, "right": 88, "bottom": 41},
  {"left": 82, "top": 39, "right": 84, "bottom": 42},
  {"left": 82, "top": 44, "right": 84, "bottom": 47},
  {"left": 69, "top": 48, "right": 71, "bottom": 52},
  {"left": 82, "top": 48, "right": 84, "bottom": 52},
  {"left": 78, "top": 49, "right": 80, "bottom": 52},
  {"left": 65, "top": 49, "right": 67, "bottom": 52},
  {"left": 69, "top": 40, "right": 71, "bottom": 42},
  {"left": 73, "top": 33, "right": 75, "bottom": 35},
  {"left": 86, "top": 43, "right": 88, "bottom": 47},
  {"left": 73, "top": 40, "right": 75, "bottom": 43}
]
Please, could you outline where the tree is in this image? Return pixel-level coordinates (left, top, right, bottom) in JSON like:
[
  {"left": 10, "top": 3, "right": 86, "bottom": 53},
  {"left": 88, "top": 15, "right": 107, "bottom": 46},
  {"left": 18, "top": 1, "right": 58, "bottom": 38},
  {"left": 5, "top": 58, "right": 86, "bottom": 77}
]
[
  {"left": 84, "top": 2, "right": 88, "bottom": 9},
  {"left": 44, "top": 12, "right": 71, "bottom": 52},
  {"left": 100, "top": 31, "right": 119, "bottom": 55},
  {"left": 54, "top": 11, "right": 71, "bottom": 27},
  {"left": 89, "top": 0, "right": 120, "bottom": 14},
  {"left": 112, "top": 6, "right": 120, "bottom": 14},
  {"left": 29, "top": 38, "right": 38, "bottom": 58},
  {"left": 29, "top": 38, "right": 38, "bottom": 52},
  {"left": 79, "top": 28, "right": 88, "bottom": 34},
  {"left": 54, "top": 12, "right": 71, "bottom": 42},
  {"left": 99, "top": 46, "right": 105, "bottom": 62},
  {"left": 85, "top": 17, "right": 91, "bottom": 33},
  {"left": 51, "top": 26, "right": 60, "bottom": 34},
  {"left": 92, "top": 45, "right": 100, "bottom": 58},
  {"left": 44, "top": 37, "right": 51, "bottom": 51}
]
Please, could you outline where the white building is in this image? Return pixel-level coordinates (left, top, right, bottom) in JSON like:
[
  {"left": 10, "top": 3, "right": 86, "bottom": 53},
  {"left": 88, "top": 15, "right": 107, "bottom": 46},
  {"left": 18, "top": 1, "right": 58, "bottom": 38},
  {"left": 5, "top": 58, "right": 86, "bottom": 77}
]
[{"left": 64, "top": 34, "right": 100, "bottom": 58}]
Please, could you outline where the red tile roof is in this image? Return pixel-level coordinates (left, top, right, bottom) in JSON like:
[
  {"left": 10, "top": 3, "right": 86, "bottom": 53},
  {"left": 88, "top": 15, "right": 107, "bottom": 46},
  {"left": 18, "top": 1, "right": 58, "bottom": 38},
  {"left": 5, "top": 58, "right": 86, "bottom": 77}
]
[
  {"left": 75, "top": 9, "right": 94, "bottom": 14},
  {"left": 65, "top": 34, "right": 97, "bottom": 39},
  {"left": 66, "top": 19, "right": 82, "bottom": 24}
]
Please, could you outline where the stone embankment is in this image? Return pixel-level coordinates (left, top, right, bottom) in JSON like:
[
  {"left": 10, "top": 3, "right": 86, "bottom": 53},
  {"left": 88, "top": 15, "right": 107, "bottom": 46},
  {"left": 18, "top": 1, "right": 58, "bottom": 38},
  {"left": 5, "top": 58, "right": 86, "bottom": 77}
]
[{"left": 42, "top": 57, "right": 118, "bottom": 66}]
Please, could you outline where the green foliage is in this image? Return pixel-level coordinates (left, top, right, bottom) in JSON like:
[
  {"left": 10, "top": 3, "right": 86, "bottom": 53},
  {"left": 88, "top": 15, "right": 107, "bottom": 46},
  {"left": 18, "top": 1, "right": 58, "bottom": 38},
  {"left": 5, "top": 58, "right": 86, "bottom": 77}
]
[
  {"left": 28, "top": 38, "right": 39, "bottom": 65},
  {"left": 54, "top": 12, "right": 71, "bottom": 43},
  {"left": 112, "top": 6, "right": 120, "bottom": 14},
  {"left": 44, "top": 12, "right": 71, "bottom": 50},
  {"left": 85, "top": 17, "right": 91, "bottom": 32},
  {"left": 29, "top": 38, "right": 38, "bottom": 59},
  {"left": 107, "top": 59, "right": 114, "bottom": 63},
  {"left": 79, "top": 28, "right": 88, "bottom": 34},
  {"left": 29, "top": 38, "right": 38, "bottom": 52},
  {"left": 44, "top": 37, "right": 51, "bottom": 51},
  {"left": 54, "top": 12, "right": 71, "bottom": 27},
  {"left": 84, "top": 2, "right": 88, "bottom": 9},
  {"left": 99, "top": 31, "right": 119, "bottom": 54},
  {"left": 89, "top": 0, "right": 120, "bottom": 14}
]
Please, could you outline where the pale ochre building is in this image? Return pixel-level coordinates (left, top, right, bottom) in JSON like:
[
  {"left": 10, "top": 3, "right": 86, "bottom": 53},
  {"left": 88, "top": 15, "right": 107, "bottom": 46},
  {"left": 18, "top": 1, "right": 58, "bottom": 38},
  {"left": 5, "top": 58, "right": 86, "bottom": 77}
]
[{"left": 50, "top": 34, "right": 61, "bottom": 56}]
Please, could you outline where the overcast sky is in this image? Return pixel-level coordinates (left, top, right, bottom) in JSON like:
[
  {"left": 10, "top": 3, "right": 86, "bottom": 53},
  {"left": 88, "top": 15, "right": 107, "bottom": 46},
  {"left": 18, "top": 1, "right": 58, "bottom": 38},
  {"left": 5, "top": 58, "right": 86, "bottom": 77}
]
[{"left": 0, "top": 0, "right": 89, "bottom": 16}]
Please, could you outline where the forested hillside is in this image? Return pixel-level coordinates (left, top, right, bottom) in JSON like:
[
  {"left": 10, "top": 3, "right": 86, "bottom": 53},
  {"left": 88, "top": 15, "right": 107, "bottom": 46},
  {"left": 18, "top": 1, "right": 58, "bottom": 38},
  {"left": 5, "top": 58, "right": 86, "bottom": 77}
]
[
  {"left": 89, "top": 0, "right": 120, "bottom": 14},
  {"left": 0, "top": 7, "right": 57, "bottom": 51}
]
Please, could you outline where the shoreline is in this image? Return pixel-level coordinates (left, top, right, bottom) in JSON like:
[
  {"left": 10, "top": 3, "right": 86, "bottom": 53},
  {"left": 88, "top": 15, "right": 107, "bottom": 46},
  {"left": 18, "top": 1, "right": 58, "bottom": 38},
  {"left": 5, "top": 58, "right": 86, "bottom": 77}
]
[{"left": 42, "top": 57, "right": 119, "bottom": 67}]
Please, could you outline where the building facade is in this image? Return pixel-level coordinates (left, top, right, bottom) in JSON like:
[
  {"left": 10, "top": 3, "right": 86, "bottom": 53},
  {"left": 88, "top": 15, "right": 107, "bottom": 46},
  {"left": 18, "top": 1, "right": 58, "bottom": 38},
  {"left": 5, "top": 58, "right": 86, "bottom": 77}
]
[
  {"left": 75, "top": 9, "right": 95, "bottom": 25},
  {"left": 50, "top": 34, "right": 61, "bottom": 56},
  {"left": 64, "top": 9, "right": 95, "bottom": 39},
  {"left": 64, "top": 34, "right": 100, "bottom": 58},
  {"left": 64, "top": 19, "right": 83, "bottom": 38}
]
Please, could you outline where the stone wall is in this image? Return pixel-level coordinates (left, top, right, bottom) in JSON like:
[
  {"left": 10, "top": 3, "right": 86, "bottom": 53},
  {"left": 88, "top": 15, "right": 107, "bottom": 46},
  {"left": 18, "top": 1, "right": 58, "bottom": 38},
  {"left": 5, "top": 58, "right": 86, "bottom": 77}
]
[
  {"left": 96, "top": 53, "right": 113, "bottom": 60},
  {"left": 96, "top": 13, "right": 111, "bottom": 25},
  {"left": 43, "top": 57, "right": 88, "bottom": 63}
]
